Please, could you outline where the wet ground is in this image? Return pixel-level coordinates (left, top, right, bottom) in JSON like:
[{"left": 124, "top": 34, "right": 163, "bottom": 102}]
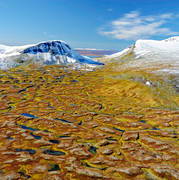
[{"left": 0, "top": 64, "right": 178, "bottom": 179}]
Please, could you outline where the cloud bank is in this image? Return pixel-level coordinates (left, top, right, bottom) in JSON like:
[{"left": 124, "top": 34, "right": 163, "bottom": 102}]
[{"left": 100, "top": 11, "right": 179, "bottom": 40}]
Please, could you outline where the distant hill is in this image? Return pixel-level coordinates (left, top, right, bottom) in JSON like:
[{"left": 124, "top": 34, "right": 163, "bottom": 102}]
[{"left": 75, "top": 48, "right": 118, "bottom": 58}]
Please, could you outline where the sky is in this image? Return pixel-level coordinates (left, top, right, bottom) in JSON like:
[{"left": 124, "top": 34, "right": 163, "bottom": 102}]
[{"left": 0, "top": 0, "right": 179, "bottom": 50}]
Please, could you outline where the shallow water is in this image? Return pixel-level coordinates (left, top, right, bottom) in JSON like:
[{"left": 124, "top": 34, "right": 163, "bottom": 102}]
[{"left": 0, "top": 64, "right": 178, "bottom": 179}]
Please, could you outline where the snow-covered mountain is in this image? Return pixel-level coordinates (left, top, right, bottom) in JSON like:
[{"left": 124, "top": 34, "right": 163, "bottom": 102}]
[
  {"left": 104, "top": 37, "right": 179, "bottom": 91},
  {"left": 0, "top": 40, "right": 104, "bottom": 69},
  {"left": 105, "top": 36, "right": 179, "bottom": 75}
]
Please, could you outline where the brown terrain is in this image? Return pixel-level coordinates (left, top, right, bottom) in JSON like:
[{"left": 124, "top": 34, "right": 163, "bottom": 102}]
[{"left": 0, "top": 62, "right": 178, "bottom": 179}]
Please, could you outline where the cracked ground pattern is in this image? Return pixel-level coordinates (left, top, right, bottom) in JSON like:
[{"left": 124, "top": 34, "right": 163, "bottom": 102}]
[{"left": 0, "top": 64, "right": 178, "bottom": 180}]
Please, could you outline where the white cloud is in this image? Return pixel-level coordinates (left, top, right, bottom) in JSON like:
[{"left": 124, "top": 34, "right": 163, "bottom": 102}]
[
  {"left": 99, "top": 11, "right": 179, "bottom": 40},
  {"left": 160, "top": 13, "right": 173, "bottom": 19}
]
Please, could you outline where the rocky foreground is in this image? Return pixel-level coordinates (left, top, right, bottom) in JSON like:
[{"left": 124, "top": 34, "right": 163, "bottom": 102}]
[{"left": 0, "top": 64, "right": 178, "bottom": 179}]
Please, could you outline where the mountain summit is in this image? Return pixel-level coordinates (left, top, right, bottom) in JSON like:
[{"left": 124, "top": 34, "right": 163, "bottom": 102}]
[{"left": 0, "top": 40, "right": 104, "bottom": 69}]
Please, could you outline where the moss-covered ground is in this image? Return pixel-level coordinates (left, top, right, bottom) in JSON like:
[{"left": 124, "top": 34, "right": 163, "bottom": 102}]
[{"left": 0, "top": 63, "right": 178, "bottom": 179}]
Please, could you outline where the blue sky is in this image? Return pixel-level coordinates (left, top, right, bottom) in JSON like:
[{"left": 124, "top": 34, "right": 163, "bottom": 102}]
[{"left": 0, "top": 0, "right": 179, "bottom": 50}]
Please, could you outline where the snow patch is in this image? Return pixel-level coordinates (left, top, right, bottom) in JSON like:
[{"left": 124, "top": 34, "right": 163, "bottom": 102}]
[
  {"left": 0, "top": 40, "right": 104, "bottom": 70},
  {"left": 105, "top": 36, "right": 179, "bottom": 75}
]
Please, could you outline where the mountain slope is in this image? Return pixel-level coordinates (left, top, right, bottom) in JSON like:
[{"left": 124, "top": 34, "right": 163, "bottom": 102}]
[
  {"left": 102, "top": 37, "right": 179, "bottom": 93},
  {"left": 0, "top": 40, "right": 104, "bottom": 69},
  {"left": 105, "top": 37, "right": 179, "bottom": 75}
]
